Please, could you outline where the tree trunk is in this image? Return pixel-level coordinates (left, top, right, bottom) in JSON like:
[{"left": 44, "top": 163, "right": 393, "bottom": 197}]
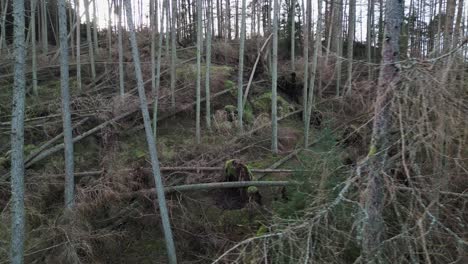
[
  {"left": 58, "top": 0, "right": 74, "bottom": 209},
  {"left": 237, "top": 0, "right": 247, "bottom": 132},
  {"left": 362, "top": 0, "right": 403, "bottom": 260},
  {"left": 123, "top": 1, "right": 177, "bottom": 263},
  {"left": 302, "top": 0, "right": 310, "bottom": 121},
  {"left": 291, "top": 0, "right": 295, "bottom": 70},
  {"left": 196, "top": 0, "right": 202, "bottom": 143},
  {"left": 118, "top": 0, "right": 125, "bottom": 96},
  {"left": 10, "top": 0, "right": 26, "bottom": 261},
  {"left": 367, "top": 0, "right": 374, "bottom": 79},
  {"left": 271, "top": 0, "right": 279, "bottom": 153},
  {"left": 41, "top": 0, "right": 48, "bottom": 54},
  {"left": 205, "top": 0, "right": 212, "bottom": 129},
  {"left": 171, "top": 0, "right": 177, "bottom": 113},
  {"left": 84, "top": 0, "right": 96, "bottom": 81},
  {"left": 31, "top": 0, "right": 38, "bottom": 96},
  {"left": 346, "top": 0, "right": 356, "bottom": 95},
  {"left": 75, "top": 0, "right": 82, "bottom": 92},
  {"left": 304, "top": 0, "right": 322, "bottom": 147}
]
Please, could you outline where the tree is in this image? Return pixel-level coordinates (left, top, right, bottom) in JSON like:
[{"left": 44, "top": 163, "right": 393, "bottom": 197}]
[
  {"left": 84, "top": 0, "right": 96, "bottom": 81},
  {"left": 10, "top": 0, "right": 26, "bottom": 262},
  {"left": 302, "top": 0, "right": 310, "bottom": 121},
  {"left": 123, "top": 1, "right": 177, "bottom": 263},
  {"left": 290, "top": 0, "right": 295, "bottom": 70},
  {"left": 237, "top": 0, "right": 247, "bottom": 132},
  {"left": 118, "top": 0, "right": 124, "bottom": 96},
  {"left": 362, "top": 0, "right": 404, "bottom": 260},
  {"left": 304, "top": 0, "right": 322, "bottom": 147},
  {"left": 346, "top": 0, "right": 356, "bottom": 95},
  {"left": 75, "top": 0, "right": 82, "bottom": 92},
  {"left": 205, "top": 0, "right": 212, "bottom": 129},
  {"left": 58, "top": 0, "right": 74, "bottom": 209},
  {"left": 170, "top": 0, "right": 177, "bottom": 113},
  {"left": 195, "top": 0, "right": 202, "bottom": 143},
  {"left": 30, "top": 0, "right": 37, "bottom": 95},
  {"left": 271, "top": 0, "right": 279, "bottom": 153}
]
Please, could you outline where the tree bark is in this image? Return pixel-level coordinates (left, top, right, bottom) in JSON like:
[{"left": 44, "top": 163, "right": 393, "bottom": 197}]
[
  {"left": 196, "top": 0, "right": 202, "bottom": 143},
  {"left": 237, "top": 0, "right": 247, "bottom": 132},
  {"left": 205, "top": 0, "right": 212, "bottom": 129},
  {"left": 271, "top": 0, "right": 278, "bottom": 153},
  {"left": 362, "top": 0, "right": 403, "bottom": 260},
  {"left": 58, "top": 0, "right": 74, "bottom": 209},
  {"left": 123, "top": 1, "right": 177, "bottom": 263},
  {"left": 10, "top": 0, "right": 26, "bottom": 261}
]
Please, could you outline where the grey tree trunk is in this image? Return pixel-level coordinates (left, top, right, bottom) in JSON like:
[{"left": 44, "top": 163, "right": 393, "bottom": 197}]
[
  {"left": 291, "top": 0, "right": 295, "bottom": 70},
  {"left": 0, "top": 0, "right": 8, "bottom": 52},
  {"left": 302, "top": 0, "right": 310, "bottom": 121},
  {"left": 362, "top": 0, "right": 403, "bottom": 260},
  {"left": 153, "top": 0, "right": 166, "bottom": 139},
  {"left": 237, "top": 0, "right": 247, "bottom": 132},
  {"left": 58, "top": 0, "right": 75, "bottom": 209},
  {"left": 10, "top": 0, "right": 26, "bottom": 262},
  {"left": 271, "top": 0, "right": 279, "bottom": 153},
  {"left": 41, "top": 0, "right": 48, "bottom": 54},
  {"left": 75, "top": 0, "right": 82, "bottom": 92},
  {"left": 84, "top": 0, "right": 96, "bottom": 81},
  {"left": 195, "top": 0, "right": 202, "bottom": 143},
  {"left": 334, "top": 0, "right": 343, "bottom": 96},
  {"left": 367, "top": 0, "right": 374, "bottom": 79},
  {"left": 92, "top": 0, "right": 99, "bottom": 53},
  {"left": 123, "top": 1, "right": 177, "bottom": 263},
  {"left": 205, "top": 0, "right": 212, "bottom": 129},
  {"left": 118, "top": 0, "right": 125, "bottom": 96},
  {"left": 304, "top": 0, "right": 322, "bottom": 147},
  {"left": 170, "top": 0, "right": 177, "bottom": 113},
  {"left": 346, "top": 0, "right": 356, "bottom": 95},
  {"left": 31, "top": 0, "right": 38, "bottom": 96}
]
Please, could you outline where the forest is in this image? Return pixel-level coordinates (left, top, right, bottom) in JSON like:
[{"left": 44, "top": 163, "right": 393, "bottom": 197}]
[{"left": 0, "top": 0, "right": 467, "bottom": 263}]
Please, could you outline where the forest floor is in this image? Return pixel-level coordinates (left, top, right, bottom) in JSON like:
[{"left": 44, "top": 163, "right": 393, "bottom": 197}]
[{"left": 0, "top": 39, "right": 378, "bottom": 263}]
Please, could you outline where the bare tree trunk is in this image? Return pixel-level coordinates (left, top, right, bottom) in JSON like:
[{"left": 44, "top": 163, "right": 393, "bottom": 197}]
[
  {"left": 367, "top": 0, "right": 374, "bottom": 79},
  {"left": 58, "top": 0, "right": 75, "bottom": 209},
  {"left": 153, "top": 0, "right": 167, "bottom": 139},
  {"left": 195, "top": 0, "right": 202, "bottom": 143},
  {"left": 41, "top": 0, "right": 48, "bottom": 54},
  {"left": 271, "top": 0, "right": 279, "bottom": 153},
  {"left": 362, "top": 0, "right": 403, "bottom": 260},
  {"left": 10, "top": 0, "right": 26, "bottom": 262},
  {"left": 237, "top": 0, "right": 247, "bottom": 132},
  {"left": 123, "top": 1, "right": 177, "bottom": 263},
  {"left": 302, "top": 0, "right": 310, "bottom": 121},
  {"left": 75, "top": 0, "right": 82, "bottom": 92},
  {"left": 0, "top": 0, "right": 8, "bottom": 53},
  {"left": 304, "top": 0, "right": 322, "bottom": 147},
  {"left": 92, "top": 0, "right": 99, "bottom": 53},
  {"left": 84, "top": 0, "right": 96, "bottom": 81},
  {"left": 118, "top": 0, "right": 125, "bottom": 96},
  {"left": 171, "top": 0, "right": 177, "bottom": 113},
  {"left": 31, "top": 0, "right": 38, "bottom": 96},
  {"left": 291, "top": 0, "right": 295, "bottom": 71},
  {"left": 346, "top": 0, "right": 356, "bottom": 95},
  {"left": 205, "top": 0, "right": 212, "bottom": 129},
  {"left": 226, "top": 0, "right": 231, "bottom": 39}
]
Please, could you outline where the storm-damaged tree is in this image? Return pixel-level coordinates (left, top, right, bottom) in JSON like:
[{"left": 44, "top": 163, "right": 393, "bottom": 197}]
[
  {"left": 10, "top": 0, "right": 26, "bottom": 262},
  {"left": 58, "top": 0, "right": 74, "bottom": 208},
  {"left": 118, "top": 0, "right": 125, "bottom": 96},
  {"left": 123, "top": 1, "right": 177, "bottom": 263},
  {"left": 75, "top": 0, "right": 82, "bottom": 91},
  {"left": 361, "top": 0, "right": 403, "bottom": 261}
]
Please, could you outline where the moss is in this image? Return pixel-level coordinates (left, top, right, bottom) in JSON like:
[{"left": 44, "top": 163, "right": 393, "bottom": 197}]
[
  {"left": 367, "top": 144, "right": 377, "bottom": 157},
  {"left": 247, "top": 186, "right": 259, "bottom": 194},
  {"left": 252, "top": 92, "right": 294, "bottom": 116},
  {"left": 219, "top": 209, "right": 252, "bottom": 227},
  {"left": 224, "top": 159, "right": 236, "bottom": 178}
]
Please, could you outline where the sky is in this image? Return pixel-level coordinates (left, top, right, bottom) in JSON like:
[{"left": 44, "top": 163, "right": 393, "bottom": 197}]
[{"left": 85, "top": 0, "right": 468, "bottom": 42}]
